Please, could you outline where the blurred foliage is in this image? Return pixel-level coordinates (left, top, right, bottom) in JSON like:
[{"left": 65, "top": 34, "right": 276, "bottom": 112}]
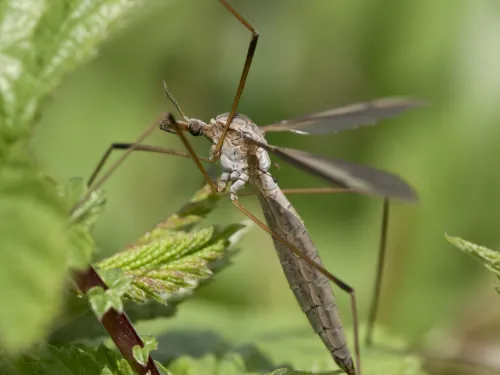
[
  {"left": 12, "top": 0, "right": 499, "bottom": 373},
  {"left": 0, "top": 0, "right": 144, "bottom": 354}
]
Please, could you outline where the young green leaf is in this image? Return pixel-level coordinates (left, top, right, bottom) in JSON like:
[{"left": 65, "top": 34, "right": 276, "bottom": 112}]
[
  {"left": 87, "top": 286, "right": 123, "bottom": 320},
  {"left": 132, "top": 336, "right": 158, "bottom": 366},
  {"left": 59, "top": 177, "right": 107, "bottom": 269},
  {"left": 159, "top": 184, "right": 222, "bottom": 232},
  {"left": 50, "top": 184, "right": 247, "bottom": 342},
  {"left": 96, "top": 183, "right": 245, "bottom": 305},
  {"left": 446, "top": 234, "right": 500, "bottom": 293},
  {"left": 85, "top": 269, "right": 132, "bottom": 319},
  {"left": 446, "top": 234, "right": 500, "bottom": 276},
  {"left": 97, "top": 222, "right": 246, "bottom": 304},
  {"left": 60, "top": 178, "right": 106, "bottom": 230}
]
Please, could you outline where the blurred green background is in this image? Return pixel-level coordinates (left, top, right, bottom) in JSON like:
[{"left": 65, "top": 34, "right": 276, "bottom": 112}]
[{"left": 34, "top": 0, "right": 500, "bottom": 370}]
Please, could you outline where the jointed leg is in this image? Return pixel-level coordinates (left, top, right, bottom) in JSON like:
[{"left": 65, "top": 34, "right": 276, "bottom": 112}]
[
  {"left": 81, "top": 113, "right": 211, "bottom": 205},
  {"left": 237, "top": 187, "right": 392, "bottom": 346},
  {"left": 72, "top": 113, "right": 167, "bottom": 214},
  {"left": 87, "top": 143, "right": 210, "bottom": 187},
  {"left": 168, "top": 119, "right": 218, "bottom": 192},
  {"left": 235, "top": 186, "right": 392, "bottom": 349},
  {"left": 212, "top": 0, "right": 259, "bottom": 161},
  {"left": 365, "top": 197, "right": 390, "bottom": 347},
  {"left": 231, "top": 198, "right": 362, "bottom": 375},
  {"left": 237, "top": 187, "right": 364, "bottom": 197}
]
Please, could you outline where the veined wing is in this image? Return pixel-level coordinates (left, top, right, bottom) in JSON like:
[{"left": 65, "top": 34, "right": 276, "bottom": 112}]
[
  {"left": 260, "top": 97, "right": 424, "bottom": 135},
  {"left": 248, "top": 139, "right": 417, "bottom": 202}
]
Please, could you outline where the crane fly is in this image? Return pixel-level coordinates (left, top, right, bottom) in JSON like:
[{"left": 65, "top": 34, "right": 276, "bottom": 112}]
[
  {"left": 156, "top": 91, "right": 420, "bottom": 375},
  {"left": 86, "top": 99, "right": 420, "bottom": 375},
  {"left": 83, "top": 1, "right": 422, "bottom": 374}
]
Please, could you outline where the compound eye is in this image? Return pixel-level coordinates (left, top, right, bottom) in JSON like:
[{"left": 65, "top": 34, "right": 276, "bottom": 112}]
[{"left": 189, "top": 120, "right": 203, "bottom": 136}]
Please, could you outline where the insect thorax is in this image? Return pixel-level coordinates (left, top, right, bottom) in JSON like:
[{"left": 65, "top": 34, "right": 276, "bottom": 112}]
[
  {"left": 207, "top": 113, "right": 273, "bottom": 196},
  {"left": 213, "top": 112, "right": 263, "bottom": 140},
  {"left": 209, "top": 113, "right": 267, "bottom": 164}
]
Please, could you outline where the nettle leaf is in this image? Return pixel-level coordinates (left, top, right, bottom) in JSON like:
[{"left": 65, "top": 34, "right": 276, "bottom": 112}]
[
  {"left": 0, "top": 0, "right": 145, "bottom": 133},
  {"left": 3, "top": 343, "right": 136, "bottom": 375},
  {"left": 97, "top": 223, "right": 245, "bottom": 304},
  {"left": 134, "top": 302, "right": 428, "bottom": 375},
  {"left": 49, "top": 184, "right": 248, "bottom": 342},
  {"left": 0, "top": 344, "right": 287, "bottom": 375},
  {"left": 0, "top": 174, "right": 105, "bottom": 352},
  {"left": 168, "top": 353, "right": 262, "bottom": 375},
  {"left": 86, "top": 269, "right": 132, "bottom": 319},
  {"left": 87, "top": 286, "right": 124, "bottom": 320},
  {"left": 446, "top": 234, "right": 500, "bottom": 275},
  {"left": 96, "top": 183, "right": 246, "bottom": 305},
  {"left": 60, "top": 178, "right": 106, "bottom": 230},
  {"left": 59, "top": 177, "right": 106, "bottom": 269},
  {"left": 446, "top": 234, "right": 500, "bottom": 293},
  {"left": 132, "top": 336, "right": 158, "bottom": 366},
  {"left": 168, "top": 353, "right": 321, "bottom": 375},
  {"left": 159, "top": 184, "right": 222, "bottom": 232},
  {"left": 265, "top": 370, "right": 312, "bottom": 375},
  {"left": 0, "top": 0, "right": 147, "bottom": 354},
  {"left": 0, "top": 165, "right": 74, "bottom": 353}
]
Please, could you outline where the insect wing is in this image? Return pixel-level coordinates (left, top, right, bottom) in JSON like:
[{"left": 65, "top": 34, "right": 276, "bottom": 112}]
[
  {"left": 260, "top": 98, "right": 423, "bottom": 135},
  {"left": 250, "top": 139, "right": 417, "bottom": 202}
]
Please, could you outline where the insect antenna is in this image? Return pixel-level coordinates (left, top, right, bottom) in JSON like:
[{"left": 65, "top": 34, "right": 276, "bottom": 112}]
[{"left": 163, "top": 81, "right": 189, "bottom": 122}]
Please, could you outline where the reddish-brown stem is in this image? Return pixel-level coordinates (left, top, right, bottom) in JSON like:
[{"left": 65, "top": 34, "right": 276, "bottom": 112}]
[{"left": 73, "top": 267, "right": 161, "bottom": 375}]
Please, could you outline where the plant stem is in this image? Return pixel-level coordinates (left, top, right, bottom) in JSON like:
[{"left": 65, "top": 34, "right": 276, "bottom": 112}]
[{"left": 73, "top": 266, "right": 161, "bottom": 375}]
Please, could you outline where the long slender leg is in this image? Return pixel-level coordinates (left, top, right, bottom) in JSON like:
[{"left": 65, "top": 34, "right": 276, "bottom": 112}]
[
  {"left": 81, "top": 113, "right": 215, "bottom": 210},
  {"left": 72, "top": 113, "right": 166, "bottom": 214},
  {"left": 212, "top": 0, "right": 259, "bottom": 161},
  {"left": 365, "top": 197, "right": 390, "bottom": 347},
  {"left": 169, "top": 119, "right": 218, "bottom": 192},
  {"left": 239, "top": 188, "right": 392, "bottom": 348},
  {"left": 232, "top": 198, "right": 361, "bottom": 375},
  {"left": 87, "top": 143, "right": 210, "bottom": 187},
  {"left": 238, "top": 187, "right": 363, "bottom": 197},
  {"left": 70, "top": 115, "right": 171, "bottom": 375}
]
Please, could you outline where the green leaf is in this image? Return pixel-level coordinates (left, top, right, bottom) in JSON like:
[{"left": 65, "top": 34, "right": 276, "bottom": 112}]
[
  {"left": 0, "top": 343, "right": 290, "bottom": 375},
  {"left": 87, "top": 287, "right": 120, "bottom": 320},
  {"left": 50, "top": 184, "right": 247, "bottom": 342},
  {"left": 86, "top": 268, "right": 132, "bottom": 319},
  {"left": 160, "top": 184, "right": 222, "bottom": 231},
  {"left": 97, "top": 223, "right": 245, "bottom": 304},
  {"left": 446, "top": 234, "right": 500, "bottom": 276},
  {"left": 99, "top": 268, "right": 134, "bottom": 295},
  {"left": 134, "top": 301, "right": 428, "bottom": 375},
  {"left": 0, "top": 0, "right": 146, "bottom": 133},
  {"left": 0, "top": 164, "right": 73, "bottom": 353},
  {"left": 60, "top": 178, "right": 106, "bottom": 230},
  {"left": 0, "top": 0, "right": 147, "bottom": 354},
  {"left": 155, "top": 361, "right": 174, "bottom": 375},
  {"left": 58, "top": 177, "right": 106, "bottom": 269},
  {"left": 2, "top": 343, "right": 136, "bottom": 375},
  {"left": 132, "top": 336, "right": 158, "bottom": 366},
  {"left": 96, "top": 184, "right": 245, "bottom": 305},
  {"left": 0, "top": 174, "right": 105, "bottom": 352},
  {"left": 265, "top": 370, "right": 312, "bottom": 375},
  {"left": 168, "top": 353, "right": 260, "bottom": 375}
]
